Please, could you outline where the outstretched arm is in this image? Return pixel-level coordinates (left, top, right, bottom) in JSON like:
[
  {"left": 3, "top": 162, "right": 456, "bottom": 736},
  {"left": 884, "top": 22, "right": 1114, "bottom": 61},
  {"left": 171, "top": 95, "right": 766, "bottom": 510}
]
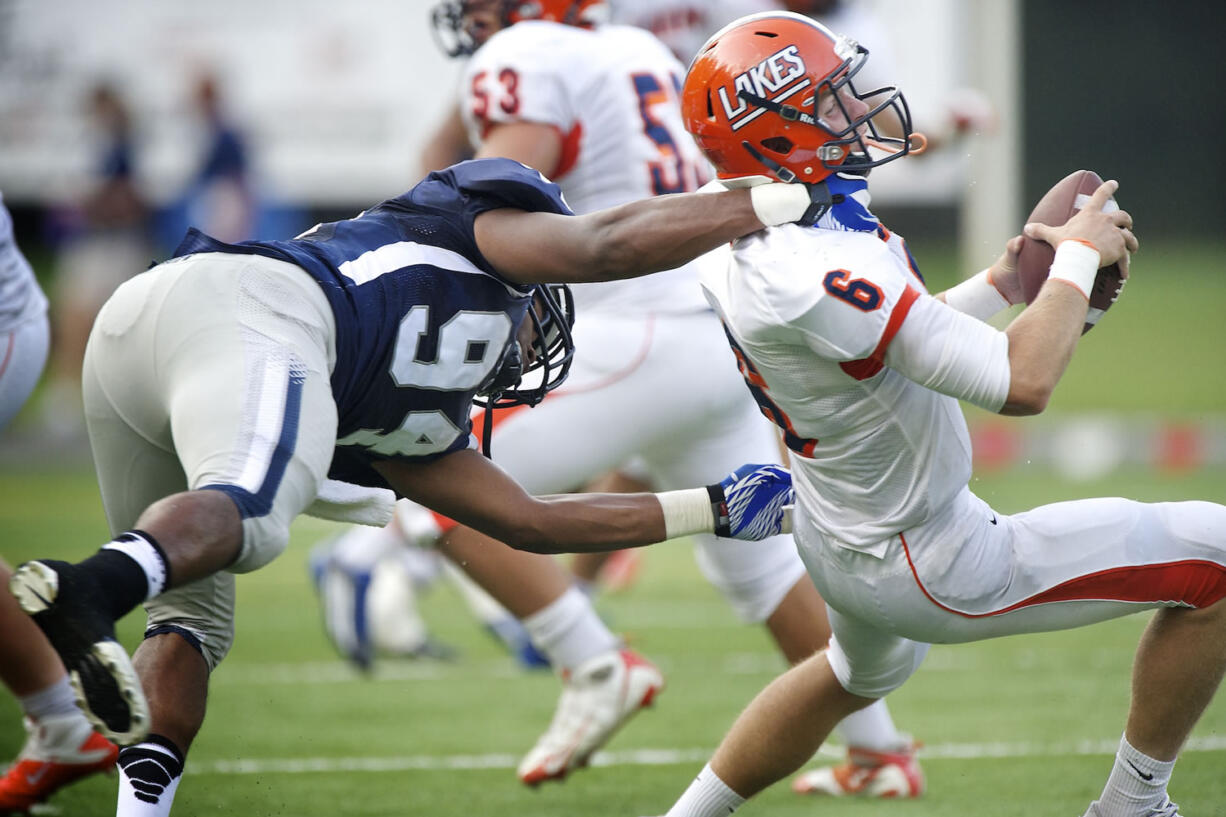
[
  {"left": 373, "top": 451, "right": 791, "bottom": 554},
  {"left": 474, "top": 182, "right": 823, "bottom": 286},
  {"left": 376, "top": 449, "right": 667, "bottom": 553},
  {"left": 474, "top": 191, "right": 758, "bottom": 285}
]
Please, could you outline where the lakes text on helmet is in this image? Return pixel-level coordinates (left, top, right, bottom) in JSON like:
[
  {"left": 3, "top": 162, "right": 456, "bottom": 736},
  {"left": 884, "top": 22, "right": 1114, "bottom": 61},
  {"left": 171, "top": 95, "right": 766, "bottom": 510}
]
[
  {"left": 680, "top": 11, "right": 914, "bottom": 184},
  {"left": 432, "top": 0, "right": 608, "bottom": 57}
]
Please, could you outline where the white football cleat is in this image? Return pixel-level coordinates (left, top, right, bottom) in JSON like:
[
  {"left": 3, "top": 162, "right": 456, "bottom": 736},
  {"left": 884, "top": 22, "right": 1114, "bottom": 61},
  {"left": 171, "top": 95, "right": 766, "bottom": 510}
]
[
  {"left": 792, "top": 741, "right": 925, "bottom": 798},
  {"left": 517, "top": 648, "right": 664, "bottom": 786}
]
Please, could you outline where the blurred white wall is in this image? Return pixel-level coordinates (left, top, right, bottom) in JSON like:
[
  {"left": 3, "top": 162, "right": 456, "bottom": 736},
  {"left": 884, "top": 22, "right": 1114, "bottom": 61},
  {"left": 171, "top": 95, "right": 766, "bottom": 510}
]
[
  {"left": 0, "top": 0, "right": 1013, "bottom": 216},
  {"left": 0, "top": 0, "right": 461, "bottom": 206}
]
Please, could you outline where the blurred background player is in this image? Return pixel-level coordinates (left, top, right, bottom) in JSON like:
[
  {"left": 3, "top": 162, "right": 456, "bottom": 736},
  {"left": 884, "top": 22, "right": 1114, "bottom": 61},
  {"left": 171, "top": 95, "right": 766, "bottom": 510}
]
[
  {"left": 614, "top": 0, "right": 991, "bottom": 149},
  {"left": 315, "top": 0, "right": 925, "bottom": 796},
  {"left": 39, "top": 82, "right": 152, "bottom": 445},
  {"left": 176, "top": 72, "right": 256, "bottom": 244},
  {"left": 0, "top": 193, "right": 119, "bottom": 814}
]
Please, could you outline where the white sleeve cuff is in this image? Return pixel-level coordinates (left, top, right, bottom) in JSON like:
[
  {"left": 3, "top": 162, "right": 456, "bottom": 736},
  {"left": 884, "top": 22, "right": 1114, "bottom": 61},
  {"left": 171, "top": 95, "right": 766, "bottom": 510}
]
[{"left": 943, "top": 268, "right": 1011, "bottom": 320}]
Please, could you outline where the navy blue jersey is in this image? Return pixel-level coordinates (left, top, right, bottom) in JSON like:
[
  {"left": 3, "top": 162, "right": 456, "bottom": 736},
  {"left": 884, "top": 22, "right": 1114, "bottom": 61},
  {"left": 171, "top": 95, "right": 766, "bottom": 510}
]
[{"left": 172, "top": 158, "right": 572, "bottom": 489}]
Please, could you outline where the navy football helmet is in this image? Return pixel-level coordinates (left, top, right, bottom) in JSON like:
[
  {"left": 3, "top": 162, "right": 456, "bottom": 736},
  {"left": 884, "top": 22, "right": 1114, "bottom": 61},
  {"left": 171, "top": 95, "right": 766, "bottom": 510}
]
[{"left": 473, "top": 282, "right": 574, "bottom": 454}]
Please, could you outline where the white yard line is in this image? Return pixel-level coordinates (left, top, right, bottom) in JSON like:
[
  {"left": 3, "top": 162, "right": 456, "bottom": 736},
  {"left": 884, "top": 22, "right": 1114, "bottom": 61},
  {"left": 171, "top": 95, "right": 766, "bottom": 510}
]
[{"left": 190, "top": 736, "right": 1226, "bottom": 776}]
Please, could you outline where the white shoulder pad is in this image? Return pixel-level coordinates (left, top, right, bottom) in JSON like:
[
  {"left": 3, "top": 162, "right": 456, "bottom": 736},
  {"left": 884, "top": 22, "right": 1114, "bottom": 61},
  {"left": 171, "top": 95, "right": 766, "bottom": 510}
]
[{"left": 733, "top": 226, "right": 914, "bottom": 362}]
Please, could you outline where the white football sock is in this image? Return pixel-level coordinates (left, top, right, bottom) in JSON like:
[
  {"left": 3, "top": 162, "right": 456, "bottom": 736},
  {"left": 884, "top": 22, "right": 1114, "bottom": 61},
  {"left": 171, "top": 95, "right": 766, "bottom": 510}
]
[
  {"left": 117, "top": 737, "right": 184, "bottom": 817},
  {"left": 833, "top": 699, "right": 905, "bottom": 752},
  {"left": 665, "top": 763, "right": 746, "bottom": 817},
  {"left": 522, "top": 585, "right": 619, "bottom": 672},
  {"left": 1085, "top": 733, "right": 1177, "bottom": 816},
  {"left": 19, "top": 676, "right": 81, "bottom": 721}
]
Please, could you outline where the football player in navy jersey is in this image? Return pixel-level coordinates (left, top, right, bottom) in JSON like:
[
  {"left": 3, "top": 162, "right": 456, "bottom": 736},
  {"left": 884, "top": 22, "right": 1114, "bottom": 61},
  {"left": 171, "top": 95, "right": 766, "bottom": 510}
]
[{"left": 8, "top": 157, "right": 819, "bottom": 816}]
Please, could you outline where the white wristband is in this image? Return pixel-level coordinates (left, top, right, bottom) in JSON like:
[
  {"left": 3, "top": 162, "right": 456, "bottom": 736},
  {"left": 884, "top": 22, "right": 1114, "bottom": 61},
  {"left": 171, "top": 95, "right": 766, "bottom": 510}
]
[
  {"left": 749, "top": 183, "right": 812, "bottom": 227},
  {"left": 1046, "top": 240, "right": 1100, "bottom": 300},
  {"left": 943, "top": 268, "right": 1011, "bottom": 320},
  {"left": 657, "top": 488, "right": 716, "bottom": 539}
]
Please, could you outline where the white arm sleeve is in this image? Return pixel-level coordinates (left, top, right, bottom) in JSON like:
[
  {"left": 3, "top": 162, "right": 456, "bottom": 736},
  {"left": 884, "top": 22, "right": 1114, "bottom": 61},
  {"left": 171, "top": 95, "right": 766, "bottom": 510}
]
[{"left": 884, "top": 293, "right": 1011, "bottom": 412}]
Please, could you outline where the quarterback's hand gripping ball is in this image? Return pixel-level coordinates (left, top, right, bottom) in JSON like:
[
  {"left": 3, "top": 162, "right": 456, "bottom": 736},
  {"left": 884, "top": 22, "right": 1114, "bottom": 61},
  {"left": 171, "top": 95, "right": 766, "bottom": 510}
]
[
  {"left": 709, "top": 463, "right": 795, "bottom": 540},
  {"left": 1015, "top": 169, "right": 1129, "bottom": 333}
]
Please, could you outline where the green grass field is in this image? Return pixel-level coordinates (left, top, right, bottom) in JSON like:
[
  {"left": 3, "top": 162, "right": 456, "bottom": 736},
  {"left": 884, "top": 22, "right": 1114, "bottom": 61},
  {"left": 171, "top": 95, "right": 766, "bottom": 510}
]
[
  {"left": 2, "top": 239, "right": 1224, "bottom": 815},
  {"left": 2, "top": 467, "right": 1224, "bottom": 816}
]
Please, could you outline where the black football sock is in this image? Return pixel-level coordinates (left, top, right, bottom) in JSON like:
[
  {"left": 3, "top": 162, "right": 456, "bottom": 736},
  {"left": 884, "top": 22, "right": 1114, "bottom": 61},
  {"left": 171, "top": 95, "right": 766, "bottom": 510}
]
[{"left": 75, "top": 530, "right": 171, "bottom": 619}]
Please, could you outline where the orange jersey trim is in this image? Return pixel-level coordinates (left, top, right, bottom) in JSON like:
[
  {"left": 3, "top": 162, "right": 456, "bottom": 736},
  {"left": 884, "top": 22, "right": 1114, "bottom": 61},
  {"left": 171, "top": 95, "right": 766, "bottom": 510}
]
[
  {"left": 900, "top": 532, "right": 1226, "bottom": 617},
  {"left": 552, "top": 121, "right": 583, "bottom": 179},
  {"left": 840, "top": 284, "right": 920, "bottom": 381}
]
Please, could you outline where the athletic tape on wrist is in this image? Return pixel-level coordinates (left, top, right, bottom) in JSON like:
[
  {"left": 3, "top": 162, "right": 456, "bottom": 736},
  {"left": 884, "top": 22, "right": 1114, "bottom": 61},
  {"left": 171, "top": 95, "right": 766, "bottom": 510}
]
[
  {"left": 657, "top": 487, "right": 722, "bottom": 539},
  {"left": 1046, "top": 240, "right": 1100, "bottom": 300},
  {"left": 749, "top": 183, "right": 812, "bottom": 227},
  {"left": 944, "top": 268, "right": 1011, "bottom": 320}
]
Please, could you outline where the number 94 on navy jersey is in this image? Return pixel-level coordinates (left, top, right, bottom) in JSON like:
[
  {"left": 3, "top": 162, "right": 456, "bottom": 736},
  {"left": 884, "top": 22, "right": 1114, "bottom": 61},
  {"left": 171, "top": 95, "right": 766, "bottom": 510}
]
[{"left": 171, "top": 158, "right": 572, "bottom": 489}]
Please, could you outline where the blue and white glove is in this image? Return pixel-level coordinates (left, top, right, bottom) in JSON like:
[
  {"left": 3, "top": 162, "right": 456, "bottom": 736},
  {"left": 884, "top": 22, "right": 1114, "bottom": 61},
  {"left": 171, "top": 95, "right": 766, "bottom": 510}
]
[{"left": 708, "top": 463, "right": 794, "bottom": 540}]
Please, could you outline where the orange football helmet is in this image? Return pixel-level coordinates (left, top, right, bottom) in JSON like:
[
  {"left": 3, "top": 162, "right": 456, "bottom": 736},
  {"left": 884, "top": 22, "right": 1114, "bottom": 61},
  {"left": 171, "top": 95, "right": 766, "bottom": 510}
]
[
  {"left": 681, "top": 11, "right": 913, "bottom": 183},
  {"left": 432, "top": 0, "right": 608, "bottom": 56}
]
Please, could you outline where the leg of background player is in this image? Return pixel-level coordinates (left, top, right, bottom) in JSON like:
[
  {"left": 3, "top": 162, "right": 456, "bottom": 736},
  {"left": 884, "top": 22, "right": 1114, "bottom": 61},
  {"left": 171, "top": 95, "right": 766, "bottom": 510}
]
[
  {"left": 0, "top": 560, "right": 119, "bottom": 812},
  {"left": 439, "top": 524, "right": 663, "bottom": 785}
]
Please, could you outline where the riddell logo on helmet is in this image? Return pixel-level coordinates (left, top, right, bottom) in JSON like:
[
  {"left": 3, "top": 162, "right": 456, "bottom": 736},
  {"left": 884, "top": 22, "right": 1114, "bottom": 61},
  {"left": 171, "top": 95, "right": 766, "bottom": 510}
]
[{"left": 716, "top": 45, "right": 809, "bottom": 130}]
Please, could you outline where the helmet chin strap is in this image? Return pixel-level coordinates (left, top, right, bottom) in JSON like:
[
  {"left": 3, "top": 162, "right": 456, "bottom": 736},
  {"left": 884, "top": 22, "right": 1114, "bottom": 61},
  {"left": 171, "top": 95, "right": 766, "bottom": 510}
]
[
  {"left": 740, "top": 140, "right": 799, "bottom": 184},
  {"left": 738, "top": 91, "right": 818, "bottom": 127},
  {"left": 480, "top": 399, "right": 498, "bottom": 458},
  {"left": 739, "top": 140, "right": 837, "bottom": 224}
]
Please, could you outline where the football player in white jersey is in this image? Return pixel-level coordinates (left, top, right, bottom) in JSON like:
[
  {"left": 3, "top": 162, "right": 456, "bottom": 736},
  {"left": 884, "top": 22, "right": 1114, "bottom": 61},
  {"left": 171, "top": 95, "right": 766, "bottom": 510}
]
[
  {"left": 651, "top": 13, "right": 1224, "bottom": 817},
  {"left": 0, "top": 193, "right": 49, "bottom": 433},
  {"left": 0, "top": 194, "right": 120, "bottom": 812},
  {"left": 382, "top": 0, "right": 926, "bottom": 794}
]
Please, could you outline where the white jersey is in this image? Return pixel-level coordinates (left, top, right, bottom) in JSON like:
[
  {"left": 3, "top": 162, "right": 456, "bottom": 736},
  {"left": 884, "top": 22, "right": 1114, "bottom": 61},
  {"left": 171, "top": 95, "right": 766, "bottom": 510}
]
[
  {"left": 702, "top": 222, "right": 982, "bottom": 549},
  {"left": 0, "top": 192, "right": 48, "bottom": 332},
  {"left": 462, "top": 21, "right": 710, "bottom": 315}
]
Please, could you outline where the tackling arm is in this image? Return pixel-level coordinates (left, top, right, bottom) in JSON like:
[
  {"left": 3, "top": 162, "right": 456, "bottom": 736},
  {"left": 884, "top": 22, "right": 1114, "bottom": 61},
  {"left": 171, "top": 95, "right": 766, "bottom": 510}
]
[
  {"left": 375, "top": 449, "right": 667, "bottom": 554},
  {"left": 475, "top": 189, "right": 767, "bottom": 286},
  {"left": 373, "top": 451, "right": 793, "bottom": 554}
]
